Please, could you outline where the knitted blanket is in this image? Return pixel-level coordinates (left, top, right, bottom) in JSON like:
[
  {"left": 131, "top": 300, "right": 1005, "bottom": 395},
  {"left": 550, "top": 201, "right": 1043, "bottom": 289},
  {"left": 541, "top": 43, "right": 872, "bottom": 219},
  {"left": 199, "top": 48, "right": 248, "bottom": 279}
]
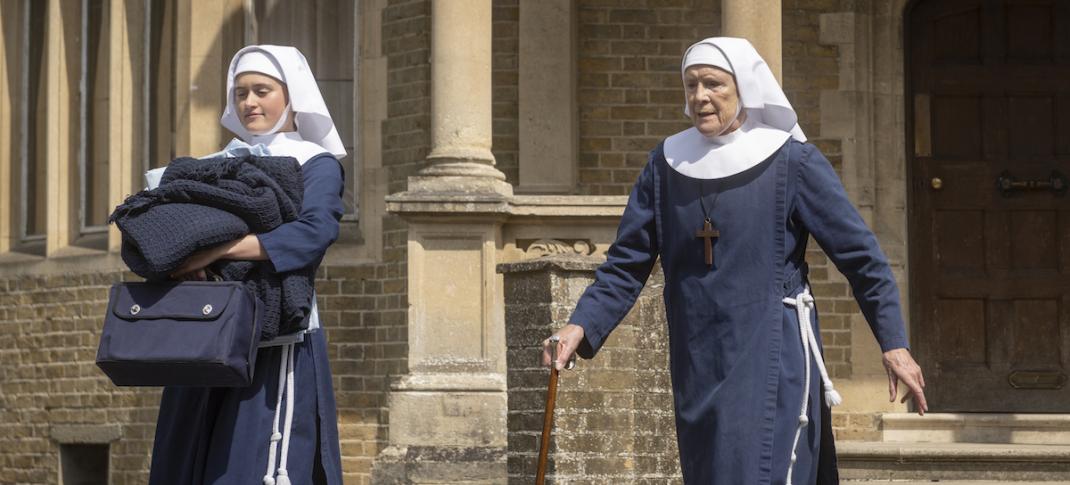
[{"left": 109, "top": 156, "right": 314, "bottom": 341}]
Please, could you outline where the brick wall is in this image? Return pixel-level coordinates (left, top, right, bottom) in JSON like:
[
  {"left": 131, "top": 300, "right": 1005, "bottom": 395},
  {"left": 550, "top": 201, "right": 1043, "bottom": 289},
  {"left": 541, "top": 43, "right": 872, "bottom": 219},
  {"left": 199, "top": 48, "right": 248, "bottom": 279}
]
[
  {"left": 501, "top": 257, "right": 680, "bottom": 484},
  {"left": 576, "top": 1, "right": 719, "bottom": 196},
  {"left": 493, "top": 0, "right": 520, "bottom": 186},
  {"left": 0, "top": 262, "right": 407, "bottom": 484},
  {"left": 0, "top": 271, "right": 157, "bottom": 484},
  {"left": 327, "top": 1, "right": 432, "bottom": 482},
  {"left": 784, "top": 0, "right": 881, "bottom": 439},
  {"left": 324, "top": 0, "right": 432, "bottom": 483},
  {"left": 782, "top": 0, "right": 855, "bottom": 384},
  {"left": 318, "top": 262, "right": 405, "bottom": 484}
]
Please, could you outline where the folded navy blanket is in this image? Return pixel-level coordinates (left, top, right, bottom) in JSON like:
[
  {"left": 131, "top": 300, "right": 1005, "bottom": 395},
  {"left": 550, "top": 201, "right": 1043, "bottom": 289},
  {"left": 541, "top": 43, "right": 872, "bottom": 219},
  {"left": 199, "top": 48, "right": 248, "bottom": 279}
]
[{"left": 109, "top": 155, "right": 314, "bottom": 341}]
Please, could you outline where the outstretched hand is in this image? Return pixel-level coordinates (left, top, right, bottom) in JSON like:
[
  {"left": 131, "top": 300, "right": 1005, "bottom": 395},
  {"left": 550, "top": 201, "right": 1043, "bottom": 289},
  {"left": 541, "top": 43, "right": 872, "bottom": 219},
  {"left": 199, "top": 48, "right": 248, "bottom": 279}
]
[
  {"left": 541, "top": 324, "right": 585, "bottom": 371},
  {"left": 883, "top": 348, "right": 928, "bottom": 415}
]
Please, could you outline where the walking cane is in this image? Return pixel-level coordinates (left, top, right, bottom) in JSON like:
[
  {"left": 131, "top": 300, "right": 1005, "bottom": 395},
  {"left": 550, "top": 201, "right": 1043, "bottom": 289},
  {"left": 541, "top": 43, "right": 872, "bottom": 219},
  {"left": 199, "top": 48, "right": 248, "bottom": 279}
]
[{"left": 536, "top": 336, "right": 573, "bottom": 484}]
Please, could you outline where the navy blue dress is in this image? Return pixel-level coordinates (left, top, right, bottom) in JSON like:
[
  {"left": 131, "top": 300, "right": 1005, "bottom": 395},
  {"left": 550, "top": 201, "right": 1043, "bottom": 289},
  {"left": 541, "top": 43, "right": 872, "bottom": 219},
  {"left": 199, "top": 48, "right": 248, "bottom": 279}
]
[
  {"left": 570, "top": 140, "right": 909, "bottom": 485},
  {"left": 149, "top": 154, "right": 344, "bottom": 485}
]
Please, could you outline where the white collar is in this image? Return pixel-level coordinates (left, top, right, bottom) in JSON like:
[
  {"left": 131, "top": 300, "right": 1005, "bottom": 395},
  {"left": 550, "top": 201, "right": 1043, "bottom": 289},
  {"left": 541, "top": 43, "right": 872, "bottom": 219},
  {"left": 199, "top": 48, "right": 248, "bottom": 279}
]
[
  {"left": 202, "top": 132, "right": 329, "bottom": 166},
  {"left": 663, "top": 114, "right": 791, "bottom": 179},
  {"left": 250, "top": 132, "right": 328, "bottom": 165}
]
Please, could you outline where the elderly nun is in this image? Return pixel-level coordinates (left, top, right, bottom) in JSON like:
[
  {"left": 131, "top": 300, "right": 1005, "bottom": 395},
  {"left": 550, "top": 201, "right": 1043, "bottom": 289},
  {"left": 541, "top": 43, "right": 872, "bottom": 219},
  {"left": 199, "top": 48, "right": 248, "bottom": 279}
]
[
  {"left": 149, "top": 45, "right": 345, "bottom": 485},
  {"left": 543, "top": 37, "right": 929, "bottom": 485}
]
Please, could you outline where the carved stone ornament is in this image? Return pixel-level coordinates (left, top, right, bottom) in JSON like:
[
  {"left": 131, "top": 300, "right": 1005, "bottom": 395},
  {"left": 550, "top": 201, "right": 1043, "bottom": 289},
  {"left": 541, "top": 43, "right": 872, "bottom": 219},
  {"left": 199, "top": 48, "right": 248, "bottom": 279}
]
[{"left": 523, "top": 239, "right": 595, "bottom": 258}]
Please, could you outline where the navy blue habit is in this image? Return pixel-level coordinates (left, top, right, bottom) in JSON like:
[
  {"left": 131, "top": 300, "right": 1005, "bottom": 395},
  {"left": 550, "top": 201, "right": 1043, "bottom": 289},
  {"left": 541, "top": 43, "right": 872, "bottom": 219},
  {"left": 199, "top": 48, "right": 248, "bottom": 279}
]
[
  {"left": 570, "top": 140, "right": 909, "bottom": 485},
  {"left": 149, "top": 154, "right": 345, "bottom": 485}
]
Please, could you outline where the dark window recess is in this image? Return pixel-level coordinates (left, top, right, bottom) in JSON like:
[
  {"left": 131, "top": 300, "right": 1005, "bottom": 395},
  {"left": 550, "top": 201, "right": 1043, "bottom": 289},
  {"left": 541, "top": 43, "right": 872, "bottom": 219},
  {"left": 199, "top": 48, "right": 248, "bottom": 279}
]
[{"left": 60, "top": 444, "right": 108, "bottom": 485}]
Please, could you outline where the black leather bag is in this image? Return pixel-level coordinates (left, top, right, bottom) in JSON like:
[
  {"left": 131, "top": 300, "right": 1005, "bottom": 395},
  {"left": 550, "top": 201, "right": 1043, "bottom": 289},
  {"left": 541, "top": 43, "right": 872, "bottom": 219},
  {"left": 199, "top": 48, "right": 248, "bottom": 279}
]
[{"left": 96, "top": 281, "right": 263, "bottom": 387}]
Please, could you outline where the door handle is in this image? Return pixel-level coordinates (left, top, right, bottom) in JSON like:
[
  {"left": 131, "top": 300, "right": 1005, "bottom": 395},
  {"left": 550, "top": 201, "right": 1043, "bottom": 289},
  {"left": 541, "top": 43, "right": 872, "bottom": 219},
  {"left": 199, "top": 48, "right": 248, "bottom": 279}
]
[{"left": 996, "top": 170, "right": 1067, "bottom": 197}]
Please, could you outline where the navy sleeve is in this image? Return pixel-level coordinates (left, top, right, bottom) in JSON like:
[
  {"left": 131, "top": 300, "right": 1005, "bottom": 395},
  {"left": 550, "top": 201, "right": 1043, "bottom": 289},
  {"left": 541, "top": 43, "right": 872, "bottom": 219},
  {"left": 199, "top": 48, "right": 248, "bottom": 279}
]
[
  {"left": 569, "top": 156, "right": 660, "bottom": 359},
  {"left": 794, "top": 144, "right": 910, "bottom": 352},
  {"left": 258, "top": 154, "right": 345, "bottom": 273}
]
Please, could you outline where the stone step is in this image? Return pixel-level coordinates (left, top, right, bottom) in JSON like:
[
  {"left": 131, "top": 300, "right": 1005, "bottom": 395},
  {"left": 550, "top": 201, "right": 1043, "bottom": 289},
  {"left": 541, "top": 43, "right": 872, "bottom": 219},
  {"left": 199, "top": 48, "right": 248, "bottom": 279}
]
[
  {"left": 881, "top": 413, "right": 1070, "bottom": 445},
  {"left": 837, "top": 441, "right": 1070, "bottom": 482},
  {"left": 843, "top": 481, "right": 1058, "bottom": 484}
]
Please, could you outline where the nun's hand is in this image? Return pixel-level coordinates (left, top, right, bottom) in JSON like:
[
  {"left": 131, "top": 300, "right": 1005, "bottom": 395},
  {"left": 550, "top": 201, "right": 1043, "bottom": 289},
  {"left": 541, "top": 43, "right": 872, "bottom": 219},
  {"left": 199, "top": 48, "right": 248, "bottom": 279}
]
[
  {"left": 541, "top": 324, "right": 584, "bottom": 371},
  {"left": 171, "top": 245, "right": 227, "bottom": 280},
  {"left": 883, "top": 348, "right": 928, "bottom": 416}
]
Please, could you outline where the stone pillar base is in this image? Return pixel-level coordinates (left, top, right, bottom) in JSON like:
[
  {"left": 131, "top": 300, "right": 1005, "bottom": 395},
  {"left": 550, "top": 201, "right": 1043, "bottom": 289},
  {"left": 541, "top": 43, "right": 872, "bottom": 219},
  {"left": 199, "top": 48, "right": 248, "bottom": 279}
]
[
  {"left": 407, "top": 174, "right": 513, "bottom": 196},
  {"left": 371, "top": 445, "right": 506, "bottom": 485}
]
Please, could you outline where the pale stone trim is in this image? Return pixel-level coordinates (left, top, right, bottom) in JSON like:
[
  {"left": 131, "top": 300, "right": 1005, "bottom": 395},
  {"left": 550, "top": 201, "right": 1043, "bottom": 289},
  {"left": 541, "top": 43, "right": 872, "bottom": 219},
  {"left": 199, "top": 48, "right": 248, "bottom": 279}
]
[
  {"left": 722, "top": 0, "right": 783, "bottom": 83},
  {"left": 105, "top": 0, "right": 138, "bottom": 252},
  {"left": 353, "top": 0, "right": 387, "bottom": 260},
  {"left": 50, "top": 424, "right": 122, "bottom": 444},
  {"left": 518, "top": 0, "right": 578, "bottom": 194},
  {"left": 816, "top": 2, "right": 913, "bottom": 417},
  {"left": 0, "top": 0, "right": 14, "bottom": 253},
  {"left": 882, "top": 413, "right": 1070, "bottom": 446},
  {"left": 171, "top": 0, "right": 242, "bottom": 158},
  {"left": 44, "top": 0, "right": 80, "bottom": 256}
]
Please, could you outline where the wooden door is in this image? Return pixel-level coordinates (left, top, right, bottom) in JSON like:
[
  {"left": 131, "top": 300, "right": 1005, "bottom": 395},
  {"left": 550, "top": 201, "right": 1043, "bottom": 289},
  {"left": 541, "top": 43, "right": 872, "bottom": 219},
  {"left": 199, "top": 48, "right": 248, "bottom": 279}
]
[{"left": 908, "top": 0, "right": 1070, "bottom": 412}]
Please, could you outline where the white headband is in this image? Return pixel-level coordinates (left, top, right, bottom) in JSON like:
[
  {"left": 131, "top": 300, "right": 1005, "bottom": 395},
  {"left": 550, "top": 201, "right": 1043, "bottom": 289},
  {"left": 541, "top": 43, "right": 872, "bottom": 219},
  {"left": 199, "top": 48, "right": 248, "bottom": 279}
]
[
  {"left": 234, "top": 50, "right": 285, "bottom": 82},
  {"left": 682, "top": 43, "right": 734, "bottom": 78}
]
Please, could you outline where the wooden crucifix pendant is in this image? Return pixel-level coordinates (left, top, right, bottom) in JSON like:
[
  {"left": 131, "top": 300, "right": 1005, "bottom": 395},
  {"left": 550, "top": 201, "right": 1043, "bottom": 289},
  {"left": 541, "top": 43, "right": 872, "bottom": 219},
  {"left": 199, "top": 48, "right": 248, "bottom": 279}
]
[{"left": 695, "top": 218, "right": 720, "bottom": 267}]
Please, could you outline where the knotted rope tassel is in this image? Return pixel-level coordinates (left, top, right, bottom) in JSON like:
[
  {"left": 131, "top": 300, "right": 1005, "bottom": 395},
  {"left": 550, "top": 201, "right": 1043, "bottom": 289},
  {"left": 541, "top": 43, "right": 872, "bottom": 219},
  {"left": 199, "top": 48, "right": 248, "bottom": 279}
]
[
  {"left": 782, "top": 287, "right": 842, "bottom": 485},
  {"left": 264, "top": 343, "right": 297, "bottom": 485}
]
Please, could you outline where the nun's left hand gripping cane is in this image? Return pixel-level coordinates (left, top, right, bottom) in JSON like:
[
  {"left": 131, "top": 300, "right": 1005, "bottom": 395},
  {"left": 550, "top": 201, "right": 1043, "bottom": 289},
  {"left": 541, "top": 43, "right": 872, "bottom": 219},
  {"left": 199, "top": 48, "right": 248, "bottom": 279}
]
[{"left": 536, "top": 335, "right": 575, "bottom": 484}]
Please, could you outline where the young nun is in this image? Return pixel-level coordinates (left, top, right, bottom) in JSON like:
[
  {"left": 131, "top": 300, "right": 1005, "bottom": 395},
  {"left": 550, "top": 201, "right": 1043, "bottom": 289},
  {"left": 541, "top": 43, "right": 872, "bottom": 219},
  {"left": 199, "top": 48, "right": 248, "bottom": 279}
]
[
  {"left": 150, "top": 45, "right": 344, "bottom": 485},
  {"left": 544, "top": 38, "right": 929, "bottom": 485}
]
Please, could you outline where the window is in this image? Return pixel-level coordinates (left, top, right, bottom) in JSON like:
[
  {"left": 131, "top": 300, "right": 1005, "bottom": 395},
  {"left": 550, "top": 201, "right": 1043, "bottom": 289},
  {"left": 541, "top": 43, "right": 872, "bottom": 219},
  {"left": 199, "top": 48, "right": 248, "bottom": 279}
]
[
  {"left": 59, "top": 444, "right": 109, "bottom": 485},
  {"left": 80, "top": 0, "right": 109, "bottom": 240},
  {"left": 17, "top": 0, "right": 47, "bottom": 251}
]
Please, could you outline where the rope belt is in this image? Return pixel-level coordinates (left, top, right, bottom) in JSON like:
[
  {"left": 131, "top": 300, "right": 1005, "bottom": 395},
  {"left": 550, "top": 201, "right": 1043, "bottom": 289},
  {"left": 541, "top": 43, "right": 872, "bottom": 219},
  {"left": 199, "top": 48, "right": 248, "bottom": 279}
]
[
  {"left": 264, "top": 343, "right": 297, "bottom": 485},
  {"left": 782, "top": 286, "right": 841, "bottom": 485}
]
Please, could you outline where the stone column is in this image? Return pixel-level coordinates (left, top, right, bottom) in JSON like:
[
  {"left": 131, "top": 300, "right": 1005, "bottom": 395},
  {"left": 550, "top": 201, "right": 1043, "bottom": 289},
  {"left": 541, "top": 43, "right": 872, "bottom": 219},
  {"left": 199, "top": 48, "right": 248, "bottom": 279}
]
[
  {"left": 722, "top": 0, "right": 783, "bottom": 83},
  {"left": 0, "top": 1, "right": 13, "bottom": 253},
  {"left": 408, "top": 0, "right": 511, "bottom": 195},
  {"left": 376, "top": 1, "right": 511, "bottom": 482}
]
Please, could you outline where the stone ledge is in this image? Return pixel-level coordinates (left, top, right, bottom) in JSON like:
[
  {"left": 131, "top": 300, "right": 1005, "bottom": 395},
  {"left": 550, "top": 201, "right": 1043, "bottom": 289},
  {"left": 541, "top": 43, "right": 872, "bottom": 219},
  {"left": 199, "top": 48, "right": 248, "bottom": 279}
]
[
  {"left": 838, "top": 441, "right": 1070, "bottom": 462},
  {"left": 843, "top": 477, "right": 1061, "bottom": 481},
  {"left": 497, "top": 254, "right": 603, "bottom": 274},
  {"left": 50, "top": 424, "right": 122, "bottom": 444},
  {"left": 387, "top": 192, "right": 627, "bottom": 220},
  {"left": 838, "top": 441, "right": 1070, "bottom": 481},
  {"left": 371, "top": 445, "right": 507, "bottom": 485},
  {"left": 508, "top": 195, "right": 627, "bottom": 218},
  {"left": 392, "top": 372, "right": 507, "bottom": 392},
  {"left": 881, "top": 413, "right": 1070, "bottom": 445}
]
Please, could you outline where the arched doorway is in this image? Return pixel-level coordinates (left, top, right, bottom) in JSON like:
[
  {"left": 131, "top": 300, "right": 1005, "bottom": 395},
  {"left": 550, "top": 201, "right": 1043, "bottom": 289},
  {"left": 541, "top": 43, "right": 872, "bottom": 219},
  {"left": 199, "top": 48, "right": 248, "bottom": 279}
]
[{"left": 907, "top": 0, "right": 1070, "bottom": 412}]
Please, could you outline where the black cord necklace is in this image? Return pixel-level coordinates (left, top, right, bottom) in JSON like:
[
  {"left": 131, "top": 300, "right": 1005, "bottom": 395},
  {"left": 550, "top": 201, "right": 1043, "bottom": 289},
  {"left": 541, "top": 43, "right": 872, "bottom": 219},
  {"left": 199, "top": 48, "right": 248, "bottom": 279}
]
[{"left": 694, "top": 179, "right": 722, "bottom": 267}]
